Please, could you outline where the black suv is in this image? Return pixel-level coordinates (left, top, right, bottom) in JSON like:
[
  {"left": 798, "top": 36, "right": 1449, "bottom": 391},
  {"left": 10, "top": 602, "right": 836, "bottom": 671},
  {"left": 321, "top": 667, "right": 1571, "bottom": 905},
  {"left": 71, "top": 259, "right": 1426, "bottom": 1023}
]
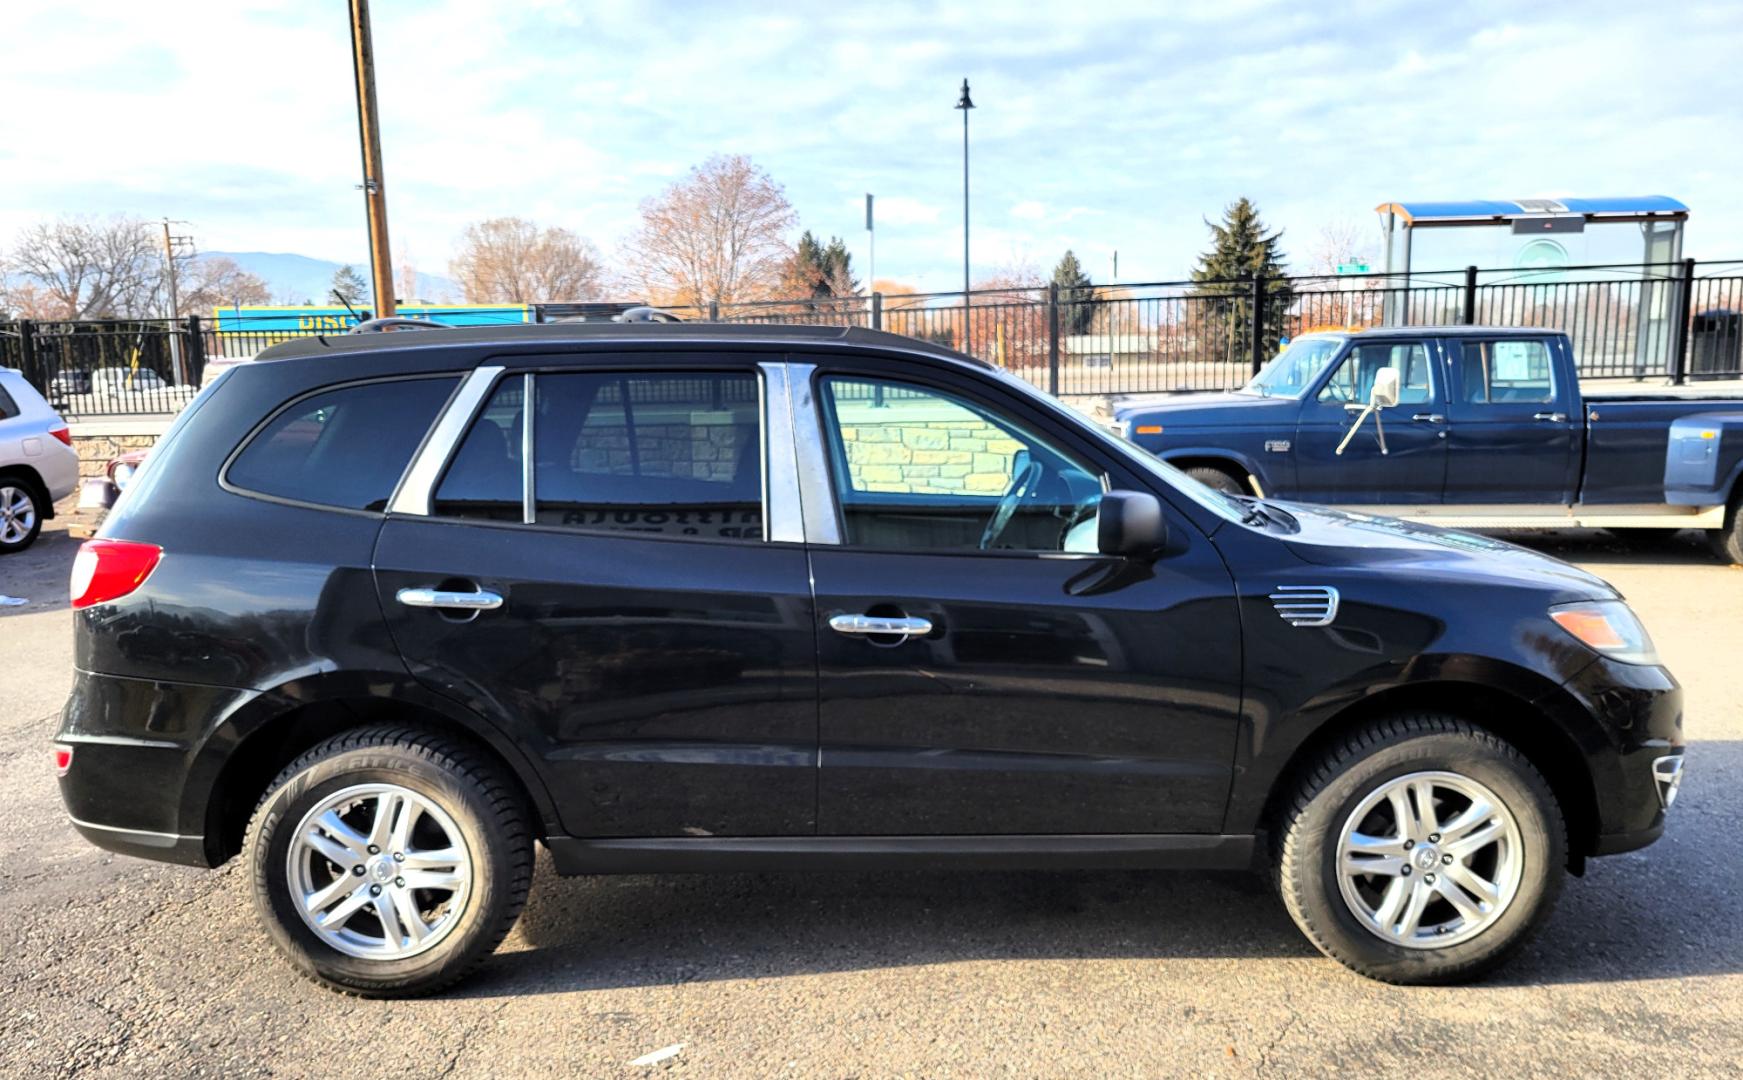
[{"left": 57, "top": 325, "right": 1683, "bottom": 996}]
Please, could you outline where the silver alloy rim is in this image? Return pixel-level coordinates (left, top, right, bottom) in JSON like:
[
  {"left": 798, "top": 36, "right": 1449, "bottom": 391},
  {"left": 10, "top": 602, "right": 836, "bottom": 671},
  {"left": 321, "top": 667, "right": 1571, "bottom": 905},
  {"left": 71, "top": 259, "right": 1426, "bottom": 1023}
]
[
  {"left": 286, "top": 783, "right": 473, "bottom": 960},
  {"left": 1335, "top": 770, "right": 1524, "bottom": 949},
  {"left": 0, "top": 485, "right": 34, "bottom": 545}
]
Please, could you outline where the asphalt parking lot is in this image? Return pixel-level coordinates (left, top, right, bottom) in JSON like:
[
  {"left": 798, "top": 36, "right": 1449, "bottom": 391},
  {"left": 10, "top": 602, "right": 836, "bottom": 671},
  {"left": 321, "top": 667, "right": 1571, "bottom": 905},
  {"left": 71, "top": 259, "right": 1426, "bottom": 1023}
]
[{"left": 3, "top": 513, "right": 1740, "bottom": 1077}]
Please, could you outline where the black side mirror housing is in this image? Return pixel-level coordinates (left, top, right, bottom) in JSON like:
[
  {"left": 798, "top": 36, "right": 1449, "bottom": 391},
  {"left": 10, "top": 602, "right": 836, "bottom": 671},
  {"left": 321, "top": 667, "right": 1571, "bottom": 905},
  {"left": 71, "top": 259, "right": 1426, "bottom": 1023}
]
[{"left": 1097, "top": 490, "right": 1168, "bottom": 559}]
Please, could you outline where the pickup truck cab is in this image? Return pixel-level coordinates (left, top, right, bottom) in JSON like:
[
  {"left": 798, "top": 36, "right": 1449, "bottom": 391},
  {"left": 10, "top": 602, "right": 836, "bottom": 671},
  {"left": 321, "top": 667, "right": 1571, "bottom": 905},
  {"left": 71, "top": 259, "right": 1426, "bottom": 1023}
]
[{"left": 1109, "top": 327, "right": 1743, "bottom": 561}]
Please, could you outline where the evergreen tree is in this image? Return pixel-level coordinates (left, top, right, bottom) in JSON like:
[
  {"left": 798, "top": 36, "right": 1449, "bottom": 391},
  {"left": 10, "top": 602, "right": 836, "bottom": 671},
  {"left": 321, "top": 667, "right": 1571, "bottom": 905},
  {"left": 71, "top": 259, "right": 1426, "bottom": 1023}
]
[
  {"left": 1050, "top": 250, "right": 1096, "bottom": 335},
  {"left": 1190, "top": 198, "right": 1294, "bottom": 359},
  {"left": 789, "top": 230, "right": 858, "bottom": 299},
  {"left": 331, "top": 264, "right": 369, "bottom": 308}
]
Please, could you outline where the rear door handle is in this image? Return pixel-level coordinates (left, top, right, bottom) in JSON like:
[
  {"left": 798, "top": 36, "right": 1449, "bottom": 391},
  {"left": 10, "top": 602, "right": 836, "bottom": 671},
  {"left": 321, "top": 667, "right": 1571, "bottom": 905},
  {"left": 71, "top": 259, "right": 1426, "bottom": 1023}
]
[
  {"left": 1411, "top": 413, "right": 1445, "bottom": 423},
  {"left": 828, "top": 613, "right": 932, "bottom": 638},
  {"left": 1534, "top": 411, "right": 1569, "bottom": 423},
  {"left": 396, "top": 587, "right": 504, "bottom": 612}
]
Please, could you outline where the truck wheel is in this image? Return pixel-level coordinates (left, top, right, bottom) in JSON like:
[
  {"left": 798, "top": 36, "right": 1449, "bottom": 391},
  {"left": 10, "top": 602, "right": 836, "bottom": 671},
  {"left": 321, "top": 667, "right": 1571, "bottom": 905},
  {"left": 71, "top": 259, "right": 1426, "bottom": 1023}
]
[
  {"left": 244, "top": 725, "right": 533, "bottom": 997},
  {"left": 1709, "top": 497, "right": 1743, "bottom": 564},
  {"left": 1275, "top": 714, "right": 1565, "bottom": 985},
  {"left": 1183, "top": 465, "right": 1247, "bottom": 496}
]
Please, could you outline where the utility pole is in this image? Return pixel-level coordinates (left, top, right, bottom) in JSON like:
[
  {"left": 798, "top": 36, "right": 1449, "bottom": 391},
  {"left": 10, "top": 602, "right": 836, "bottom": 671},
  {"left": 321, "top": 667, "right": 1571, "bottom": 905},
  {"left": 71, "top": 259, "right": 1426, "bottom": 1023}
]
[
  {"left": 865, "top": 193, "right": 875, "bottom": 301},
  {"left": 348, "top": 0, "right": 396, "bottom": 317},
  {"left": 160, "top": 219, "right": 194, "bottom": 384}
]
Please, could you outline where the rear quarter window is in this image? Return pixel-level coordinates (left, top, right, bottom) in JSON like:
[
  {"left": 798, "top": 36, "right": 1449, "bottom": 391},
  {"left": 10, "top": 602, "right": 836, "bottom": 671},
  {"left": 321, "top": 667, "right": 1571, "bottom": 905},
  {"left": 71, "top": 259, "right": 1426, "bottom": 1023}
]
[{"left": 226, "top": 377, "right": 457, "bottom": 511}]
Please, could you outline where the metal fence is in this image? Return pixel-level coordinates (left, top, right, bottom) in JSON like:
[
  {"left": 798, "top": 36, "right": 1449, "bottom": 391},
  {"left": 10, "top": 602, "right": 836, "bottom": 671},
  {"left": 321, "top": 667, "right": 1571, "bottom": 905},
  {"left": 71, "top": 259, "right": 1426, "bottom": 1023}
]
[{"left": 7, "top": 259, "right": 1741, "bottom": 417}]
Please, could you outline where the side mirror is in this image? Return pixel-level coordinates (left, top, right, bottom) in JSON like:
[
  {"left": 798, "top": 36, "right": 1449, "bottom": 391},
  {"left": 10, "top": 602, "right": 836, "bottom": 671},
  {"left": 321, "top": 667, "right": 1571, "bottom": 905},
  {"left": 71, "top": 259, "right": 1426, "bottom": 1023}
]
[
  {"left": 1097, "top": 491, "right": 1168, "bottom": 559},
  {"left": 1370, "top": 366, "right": 1400, "bottom": 408}
]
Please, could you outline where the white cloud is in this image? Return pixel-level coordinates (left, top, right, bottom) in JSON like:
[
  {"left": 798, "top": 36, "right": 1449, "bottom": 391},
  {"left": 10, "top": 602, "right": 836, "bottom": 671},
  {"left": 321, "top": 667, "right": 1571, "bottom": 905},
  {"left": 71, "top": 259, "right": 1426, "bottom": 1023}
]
[{"left": 1010, "top": 201, "right": 1047, "bottom": 221}]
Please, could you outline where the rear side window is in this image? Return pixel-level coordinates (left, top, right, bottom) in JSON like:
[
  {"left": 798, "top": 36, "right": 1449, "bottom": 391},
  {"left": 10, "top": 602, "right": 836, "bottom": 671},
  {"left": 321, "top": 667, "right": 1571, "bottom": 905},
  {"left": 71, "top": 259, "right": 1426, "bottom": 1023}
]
[
  {"left": 534, "top": 371, "right": 763, "bottom": 539},
  {"left": 0, "top": 382, "right": 17, "bottom": 420},
  {"left": 434, "top": 378, "right": 525, "bottom": 521},
  {"left": 1458, "top": 339, "right": 1554, "bottom": 404},
  {"left": 227, "top": 377, "right": 456, "bottom": 511}
]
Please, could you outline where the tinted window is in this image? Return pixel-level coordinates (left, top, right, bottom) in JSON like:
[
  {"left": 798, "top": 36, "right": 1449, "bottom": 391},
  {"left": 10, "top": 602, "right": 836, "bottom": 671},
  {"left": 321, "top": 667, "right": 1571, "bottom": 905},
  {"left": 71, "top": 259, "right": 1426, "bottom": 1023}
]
[
  {"left": 1458, "top": 339, "right": 1554, "bottom": 404},
  {"left": 227, "top": 377, "right": 455, "bottom": 510},
  {"left": 434, "top": 378, "right": 524, "bottom": 521},
  {"left": 0, "top": 383, "right": 17, "bottom": 420},
  {"left": 533, "top": 371, "right": 763, "bottom": 540},
  {"left": 1319, "top": 342, "right": 1435, "bottom": 405},
  {"left": 819, "top": 376, "right": 1104, "bottom": 552}
]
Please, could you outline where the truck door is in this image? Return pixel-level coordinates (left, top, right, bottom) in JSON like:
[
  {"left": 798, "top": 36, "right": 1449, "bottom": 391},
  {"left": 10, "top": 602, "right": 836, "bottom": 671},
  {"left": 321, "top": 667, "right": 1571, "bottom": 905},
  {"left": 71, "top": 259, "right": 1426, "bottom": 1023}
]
[
  {"left": 1443, "top": 336, "right": 1578, "bottom": 504},
  {"left": 1292, "top": 338, "right": 1448, "bottom": 504}
]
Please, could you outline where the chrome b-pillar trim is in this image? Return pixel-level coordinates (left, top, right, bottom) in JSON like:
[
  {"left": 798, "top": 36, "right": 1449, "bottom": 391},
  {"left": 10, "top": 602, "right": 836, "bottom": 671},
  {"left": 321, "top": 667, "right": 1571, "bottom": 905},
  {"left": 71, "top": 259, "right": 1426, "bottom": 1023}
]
[
  {"left": 786, "top": 362, "right": 841, "bottom": 545},
  {"left": 388, "top": 365, "right": 505, "bottom": 516},
  {"left": 759, "top": 362, "right": 805, "bottom": 544}
]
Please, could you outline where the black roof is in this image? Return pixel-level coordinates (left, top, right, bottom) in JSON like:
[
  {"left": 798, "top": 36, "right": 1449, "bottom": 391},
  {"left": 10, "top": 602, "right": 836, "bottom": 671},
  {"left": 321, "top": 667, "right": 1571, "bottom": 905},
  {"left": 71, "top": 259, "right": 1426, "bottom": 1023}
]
[{"left": 257, "top": 321, "right": 987, "bottom": 368}]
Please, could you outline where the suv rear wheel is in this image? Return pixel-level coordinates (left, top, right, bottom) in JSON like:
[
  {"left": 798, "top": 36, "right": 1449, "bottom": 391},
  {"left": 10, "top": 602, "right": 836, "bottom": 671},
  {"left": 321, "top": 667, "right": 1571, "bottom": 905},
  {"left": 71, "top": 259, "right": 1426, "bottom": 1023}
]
[
  {"left": 244, "top": 726, "right": 532, "bottom": 997},
  {"left": 0, "top": 480, "right": 43, "bottom": 553},
  {"left": 1275, "top": 714, "right": 1565, "bottom": 984}
]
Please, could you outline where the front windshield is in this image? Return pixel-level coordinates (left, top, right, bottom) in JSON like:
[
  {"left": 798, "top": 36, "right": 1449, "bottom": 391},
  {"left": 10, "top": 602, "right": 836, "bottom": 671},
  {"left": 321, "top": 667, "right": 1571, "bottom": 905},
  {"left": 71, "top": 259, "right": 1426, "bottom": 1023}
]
[{"left": 1245, "top": 336, "right": 1344, "bottom": 397}]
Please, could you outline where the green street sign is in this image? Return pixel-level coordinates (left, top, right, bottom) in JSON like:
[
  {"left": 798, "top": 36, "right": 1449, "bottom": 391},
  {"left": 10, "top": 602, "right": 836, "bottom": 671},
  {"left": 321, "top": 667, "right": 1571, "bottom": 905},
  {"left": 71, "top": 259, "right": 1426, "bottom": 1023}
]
[{"left": 1335, "top": 262, "right": 1371, "bottom": 274}]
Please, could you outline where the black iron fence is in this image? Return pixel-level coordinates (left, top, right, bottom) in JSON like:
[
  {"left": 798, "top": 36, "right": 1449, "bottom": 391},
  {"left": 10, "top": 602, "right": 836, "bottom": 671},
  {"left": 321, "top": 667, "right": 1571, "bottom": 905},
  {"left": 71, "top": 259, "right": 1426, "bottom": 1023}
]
[{"left": 6, "top": 259, "right": 1741, "bottom": 417}]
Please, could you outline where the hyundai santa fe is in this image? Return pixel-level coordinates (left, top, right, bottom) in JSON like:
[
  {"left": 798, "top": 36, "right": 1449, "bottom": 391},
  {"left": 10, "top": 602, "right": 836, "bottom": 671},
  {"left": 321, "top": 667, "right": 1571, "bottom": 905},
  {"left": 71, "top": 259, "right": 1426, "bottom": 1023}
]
[{"left": 56, "top": 324, "right": 1683, "bottom": 996}]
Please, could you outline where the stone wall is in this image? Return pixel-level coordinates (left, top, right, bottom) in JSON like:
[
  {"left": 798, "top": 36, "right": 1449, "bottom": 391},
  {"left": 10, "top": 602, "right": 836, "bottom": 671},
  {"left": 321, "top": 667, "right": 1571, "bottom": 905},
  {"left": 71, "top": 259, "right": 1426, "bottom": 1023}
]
[
  {"left": 834, "top": 402, "right": 1024, "bottom": 496},
  {"left": 69, "top": 426, "right": 165, "bottom": 480}
]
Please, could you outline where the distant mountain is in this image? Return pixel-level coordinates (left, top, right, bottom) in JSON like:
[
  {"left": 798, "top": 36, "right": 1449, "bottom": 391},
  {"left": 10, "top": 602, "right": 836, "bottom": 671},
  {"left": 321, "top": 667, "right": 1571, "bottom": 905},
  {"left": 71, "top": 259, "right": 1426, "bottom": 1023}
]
[{"left": 200, "top": 251, "right": 462, "bottom": 307}]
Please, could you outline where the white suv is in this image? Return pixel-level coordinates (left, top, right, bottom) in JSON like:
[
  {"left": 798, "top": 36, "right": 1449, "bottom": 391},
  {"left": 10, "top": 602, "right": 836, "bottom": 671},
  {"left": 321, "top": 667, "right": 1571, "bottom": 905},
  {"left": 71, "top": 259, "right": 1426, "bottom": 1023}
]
[{"left": 0, "top": 368, "right": 80, "bottom": 553}]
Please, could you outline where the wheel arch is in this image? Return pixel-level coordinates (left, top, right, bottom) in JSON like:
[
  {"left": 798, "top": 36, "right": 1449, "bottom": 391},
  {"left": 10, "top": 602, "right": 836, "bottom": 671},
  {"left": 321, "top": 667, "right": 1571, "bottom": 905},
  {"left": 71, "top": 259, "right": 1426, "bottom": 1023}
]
[
  {"left": 193, "top": 673, "right": 561, "bottom": 866},
  {"left": 1251, "top": 679, "right": 1602, "bottom": 870},
  {"left": 1157, "top": 449, "right": 1262, "bottom": 494},
  {"left": 0, "top": 462, "right": 53, "bottom": 520}
]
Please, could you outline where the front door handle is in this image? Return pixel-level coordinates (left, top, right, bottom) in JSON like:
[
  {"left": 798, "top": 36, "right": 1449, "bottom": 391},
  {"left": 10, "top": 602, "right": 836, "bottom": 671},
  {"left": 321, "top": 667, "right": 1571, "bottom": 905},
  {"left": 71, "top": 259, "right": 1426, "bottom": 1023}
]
[
  {"left": 396, "top": 587, "right": 504, "bottom": 612},
  {"left": 1534, "top": 411, "right": 1569, "bottom": 423},
  {"left": 828, "top": 613, "right": 932, "bottom": 638},
  {"left": 1411, "top": 413, "right": 1445, "bottom": 423}
]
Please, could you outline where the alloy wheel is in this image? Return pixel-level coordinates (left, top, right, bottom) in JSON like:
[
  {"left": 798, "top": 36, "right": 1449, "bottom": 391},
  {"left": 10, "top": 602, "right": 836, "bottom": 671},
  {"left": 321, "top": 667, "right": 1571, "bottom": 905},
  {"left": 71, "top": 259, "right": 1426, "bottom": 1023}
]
[
  {"left": 286, "top": 783, "right": 473, "bottom": 960},
  {"left": 0, "top": 485, "right": 35, "bottom": 545},
  {"left": 1334, "top": 770, "right": 1524, "bottom": 949}
]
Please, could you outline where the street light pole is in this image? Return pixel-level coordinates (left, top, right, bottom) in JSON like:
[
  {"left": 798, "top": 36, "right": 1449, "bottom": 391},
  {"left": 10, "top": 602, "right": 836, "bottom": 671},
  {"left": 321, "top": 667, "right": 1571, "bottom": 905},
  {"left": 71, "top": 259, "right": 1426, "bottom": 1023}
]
[{"left": 955, "top": 78, "right": 974, "bottom": 351}]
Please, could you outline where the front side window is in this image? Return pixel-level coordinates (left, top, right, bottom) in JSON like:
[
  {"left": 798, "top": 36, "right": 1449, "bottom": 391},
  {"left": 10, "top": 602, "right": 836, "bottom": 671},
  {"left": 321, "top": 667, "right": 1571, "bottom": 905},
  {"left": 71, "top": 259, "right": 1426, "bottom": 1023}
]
[
  {"left": 1458, "top": 339, "right": 1554, "bottom": 404},
  {"left": 227, "top": 377, "right": 456, "bottom": 510},
  {"left": 1318, "top": 341, "right": 1435, "bottom": 405},
  {"left": 819, "top": 376, "right": 1104, "bottom": 552},
  {"left": 533, "top": 371, "right": 763, "bottom": 540}
]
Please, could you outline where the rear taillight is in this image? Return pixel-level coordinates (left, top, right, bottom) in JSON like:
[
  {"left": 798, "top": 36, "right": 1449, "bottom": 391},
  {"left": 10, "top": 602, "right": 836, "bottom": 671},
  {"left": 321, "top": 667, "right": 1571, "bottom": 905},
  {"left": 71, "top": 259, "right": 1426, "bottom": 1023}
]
[
  {"left": 49, "top": 425, "right": 73, "bottom": 446},
  {"left": 70, "top": 539, "right": 162, "bottom": 609},
  {"left": 53, "top": 745, "right": 73, "bottom": 776}
]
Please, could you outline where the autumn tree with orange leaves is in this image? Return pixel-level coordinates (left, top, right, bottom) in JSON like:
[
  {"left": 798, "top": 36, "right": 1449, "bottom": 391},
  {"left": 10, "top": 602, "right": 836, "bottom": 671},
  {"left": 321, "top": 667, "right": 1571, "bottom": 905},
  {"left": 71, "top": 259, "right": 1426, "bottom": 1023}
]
[{"left": 622, "top": 155, "right": 797, "bottom": 308}]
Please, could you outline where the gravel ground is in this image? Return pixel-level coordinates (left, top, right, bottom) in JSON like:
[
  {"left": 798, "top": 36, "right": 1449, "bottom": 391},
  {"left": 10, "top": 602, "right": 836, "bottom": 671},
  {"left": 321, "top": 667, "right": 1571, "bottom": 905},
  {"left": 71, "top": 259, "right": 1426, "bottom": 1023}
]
[{"left": 2, "top": 515, "right": 1739, "bottom": 1078}]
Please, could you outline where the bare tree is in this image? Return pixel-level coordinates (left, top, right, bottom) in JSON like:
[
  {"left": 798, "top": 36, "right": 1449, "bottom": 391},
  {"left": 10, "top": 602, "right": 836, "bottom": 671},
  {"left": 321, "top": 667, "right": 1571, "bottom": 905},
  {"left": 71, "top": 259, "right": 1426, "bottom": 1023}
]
[
  {"left": 1304, "top": 217, "right": 1378, "bottom": 276},
  {"left": 397, "top": 259, "right": 421, "bottom": 304},
  {"left": 178, "top": 256, "right": 272, "bottom": 316},
  {"left": 450, "top": 217, "right": 606, "bottom": 304},
  {"left": 621, "top": 155, "right": 797, "bottom": 307},
  {"left": 9, "top": 216, "right": 172, "bottom": 319}
]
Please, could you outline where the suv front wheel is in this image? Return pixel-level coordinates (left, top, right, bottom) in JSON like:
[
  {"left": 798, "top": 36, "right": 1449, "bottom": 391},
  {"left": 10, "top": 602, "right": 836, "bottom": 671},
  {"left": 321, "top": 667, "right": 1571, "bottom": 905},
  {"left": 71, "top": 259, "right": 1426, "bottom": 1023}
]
[
  {"left": 244, "top": 726, "right": 533, "bottom": 997},
  {"left": 1276, "top": 714, "right": 1566, "bottom": 984}
]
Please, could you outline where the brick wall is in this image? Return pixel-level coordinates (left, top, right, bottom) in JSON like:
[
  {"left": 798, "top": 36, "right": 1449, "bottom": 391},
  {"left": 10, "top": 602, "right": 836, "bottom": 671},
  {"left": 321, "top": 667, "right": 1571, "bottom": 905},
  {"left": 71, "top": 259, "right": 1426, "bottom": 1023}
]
[{"left": 834, "top": 402, "right": 1024, "bottom": 496}]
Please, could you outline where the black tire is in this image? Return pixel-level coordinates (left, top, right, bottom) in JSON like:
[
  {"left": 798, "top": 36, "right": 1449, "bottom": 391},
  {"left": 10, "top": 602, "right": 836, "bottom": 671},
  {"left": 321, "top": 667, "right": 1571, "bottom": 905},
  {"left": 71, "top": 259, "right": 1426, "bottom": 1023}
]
[
  {"left": 0, "top": 478, "right": 44, "bottom": 554},
  {"left": 1275, "top": 714, "right": 1566, "bottom": 985},
  {"left": 1708, "top": 495, "right": 1743, "bottom": 564},
  {"left": 244, "top": 725, "right": 533, "bottom": 997},
  {"left": 1183, "top": 465, "right": 1247, "bottom": 496}
]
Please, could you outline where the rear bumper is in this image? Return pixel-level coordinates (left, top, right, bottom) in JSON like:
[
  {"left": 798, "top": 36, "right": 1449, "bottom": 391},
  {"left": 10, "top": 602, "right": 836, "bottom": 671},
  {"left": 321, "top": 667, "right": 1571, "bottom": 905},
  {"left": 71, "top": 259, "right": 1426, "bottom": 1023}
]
[{"left": 68, "top": 816, "right": 210, "bottom": 867}]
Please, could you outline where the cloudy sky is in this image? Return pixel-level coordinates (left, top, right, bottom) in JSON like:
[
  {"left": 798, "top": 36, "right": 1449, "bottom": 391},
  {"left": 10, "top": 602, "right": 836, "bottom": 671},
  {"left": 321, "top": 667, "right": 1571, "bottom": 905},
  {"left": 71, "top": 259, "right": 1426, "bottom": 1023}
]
[{"left": 4, "top": 0, "right": 1741, "bottom": 293}]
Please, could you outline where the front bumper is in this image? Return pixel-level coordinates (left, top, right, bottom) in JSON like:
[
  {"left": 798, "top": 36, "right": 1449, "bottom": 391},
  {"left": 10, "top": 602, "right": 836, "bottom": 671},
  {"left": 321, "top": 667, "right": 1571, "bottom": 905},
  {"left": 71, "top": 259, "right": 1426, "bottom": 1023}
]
[{"left": 1548, "top": 655, "right": 1685, "bottom": 856}]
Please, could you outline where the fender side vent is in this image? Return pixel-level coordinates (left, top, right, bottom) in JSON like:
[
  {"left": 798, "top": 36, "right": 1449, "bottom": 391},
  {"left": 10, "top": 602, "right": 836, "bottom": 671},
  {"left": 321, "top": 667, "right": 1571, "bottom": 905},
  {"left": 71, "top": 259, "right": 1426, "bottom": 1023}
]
[{"left": 1270, "top": 585, "right": 1339, "bottom": 627}]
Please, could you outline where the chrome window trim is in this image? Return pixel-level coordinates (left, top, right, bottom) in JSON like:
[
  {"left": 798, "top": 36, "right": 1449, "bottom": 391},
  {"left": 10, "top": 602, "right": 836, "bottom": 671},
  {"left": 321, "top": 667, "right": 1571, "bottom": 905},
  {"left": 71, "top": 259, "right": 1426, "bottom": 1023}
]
[
  {"left": 758, "top": 362, "right": 804, "bottom": 544},
  {"left": 519, "top": 372, "right": 536, "bottom": 524},
  {"left": 387, "top": 364, "right": 506, "bottom": 516},
  {"left": 786, "top": 361, "right": 842, "bottom": 545}
]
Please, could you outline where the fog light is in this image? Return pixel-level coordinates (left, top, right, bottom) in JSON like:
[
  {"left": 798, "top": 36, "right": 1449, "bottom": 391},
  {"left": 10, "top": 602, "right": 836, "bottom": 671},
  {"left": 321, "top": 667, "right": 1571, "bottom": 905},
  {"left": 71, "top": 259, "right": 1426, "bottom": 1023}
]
[{"left": 1652, "top": 754, "right": 1684, "bottom": 809}]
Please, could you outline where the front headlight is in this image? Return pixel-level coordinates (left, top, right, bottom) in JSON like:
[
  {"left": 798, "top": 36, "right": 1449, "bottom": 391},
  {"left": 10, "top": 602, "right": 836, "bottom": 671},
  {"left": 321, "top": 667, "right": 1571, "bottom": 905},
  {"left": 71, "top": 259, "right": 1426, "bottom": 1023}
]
[{"left": 1549, "top": 600, "right": 1660, "bottom": 665}]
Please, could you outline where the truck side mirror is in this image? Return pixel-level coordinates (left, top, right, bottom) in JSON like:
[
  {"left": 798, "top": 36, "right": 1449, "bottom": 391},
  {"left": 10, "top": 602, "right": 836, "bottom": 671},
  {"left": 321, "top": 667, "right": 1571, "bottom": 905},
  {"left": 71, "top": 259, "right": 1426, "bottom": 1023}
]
[
  {"left": 1097, "top": 491, "right": 1168, "bottom": 559},
  {"left": 1370, "top": 366, "right": 1400, "bottom": 408}
]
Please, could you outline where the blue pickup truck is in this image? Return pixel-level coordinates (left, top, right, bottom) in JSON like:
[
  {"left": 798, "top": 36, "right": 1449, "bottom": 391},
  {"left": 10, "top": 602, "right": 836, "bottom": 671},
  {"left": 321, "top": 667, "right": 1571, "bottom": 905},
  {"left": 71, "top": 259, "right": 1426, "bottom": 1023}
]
[{"left": 1109, "top": 326, "right": 1743, "bottom": 561}]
